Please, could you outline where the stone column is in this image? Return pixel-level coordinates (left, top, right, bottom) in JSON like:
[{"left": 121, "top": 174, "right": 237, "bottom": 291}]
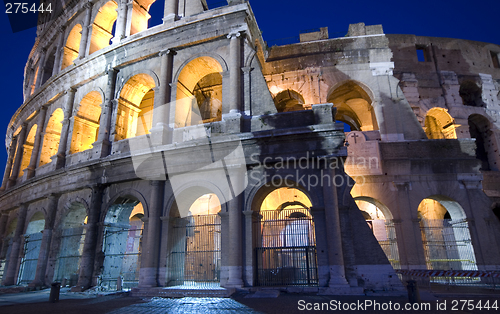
[
  {"left": 2, "top": 204, "right": 28, "bottom": 286},
  {"left": 73, "top": 185, "right": 103, "bottom": 291},
  {"left": 52, "top": 27, "right": 66, "bottom": 76},
  {"left": 0, "top": 137, "right": 18, "bottom": 190},
  {"left": 243, "top": 210, "right": 257, "bottom": 286},
  {"left": 79, "top": 2, "right": 93, "bottom": 59},
  {"left": 95, "top": 69, "right": 119, "bottom": 158},
  {"left": 226, "top": 195, "right": 243, "bottom": 287},
  {"left": 163, "top": 0, "right": 179, "bottom": 23},
  {"left": 35, "top": 48, "right": 47, "bottom": 89},
  {"left": 228, "top": 31, "right": 242, "bottom": 113},
  {"left": 322, "top": 165, "right": 349, "bottom": 290},
  {"left": 55, "top": 88, "right": 76, "bottom": 169},
  {"left": 0, "top": 213, "right": 9, "bottom": 253},
  {"left": 7, "top": 123, "right": 28, "bottom": 188},
  {"left": 140, "top": 181, "right": 164, "bottom": 287},
  {"left": 114, "top": 0, "right": 129, "bottom": 43},
  {"left": 392, "top": 182, "right": 427, "bottom": 269},
  {"left": 26, "top": 106, "right": 48, "bottom": 178},
  {"left": 124, "top": 1, "right": 134, "bottom": 37},
  {"left": 30, "top": 194, "right": 59, "bottom": 287},
  {"left": 151, "top": 50, "right": 175, "bottom": 144}
]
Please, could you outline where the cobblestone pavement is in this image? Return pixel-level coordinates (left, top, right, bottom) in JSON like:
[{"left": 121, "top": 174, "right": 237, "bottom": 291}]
[{"left": 108, "top": 297, "right": 263, "bottom": 314}]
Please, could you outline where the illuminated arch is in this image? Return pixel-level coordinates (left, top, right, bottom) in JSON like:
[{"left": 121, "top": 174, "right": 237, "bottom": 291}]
[
  {"left": 100, "top": 194, "right": 145, "bottom": 290},
  {"left": 62, "top": 24, "right": 82, "bottom": 70},
  {"left": 424, "top": 108, "right": 457, "bottom": 139},
  {"left": 115, "top": 73, "right": 156, "bottom": 141},
  {"left": 39, "top": 108, "right": 64, "bottom": 166},
  {"left": 53, "top": 201, "right": 87, "bottom": 285},
  {"left": 175, "top": 56, "right": 223, "bottom": 127},
  {"left": 418, "top": 195, "right": 477, "bottom": 271},
  {"left": 273, "top": 89, "right": 306, "bottom": 112},
  {"left": 130, "top": 0, "right": 157, "bottom": 35},
  {"left": 70, "top": 91, "right": 102, "bottom": 154},
  {"left": 18, "top": 124, "right": 37, "bottom": 177},
  {"left": 166, "top": 186, "right": 223, "bottom": 287},
  {"left": 354, "top": 197, "right": 399, "bottom": 269},
  {"left": 18, "top": 211, "right": 45, "bottom": 285},
  {"left": 89, "top": 1, "right": 118, "bottom": 55},
  {"left": 327, "top": 81, "right": 378, "bottom": 131}
]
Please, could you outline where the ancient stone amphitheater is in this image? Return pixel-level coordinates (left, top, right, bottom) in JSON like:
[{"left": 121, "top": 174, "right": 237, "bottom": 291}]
[{"left": 0, "top": 0, "right": 499, "bottom": 296}]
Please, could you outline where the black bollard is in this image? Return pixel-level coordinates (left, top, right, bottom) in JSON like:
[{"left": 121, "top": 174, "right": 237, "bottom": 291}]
[
  {"left": 406, "top": 280, "right": 420, "bottom": 304},
  {"left": 49, "top": 282, "right": 61, "bottom": 303}
]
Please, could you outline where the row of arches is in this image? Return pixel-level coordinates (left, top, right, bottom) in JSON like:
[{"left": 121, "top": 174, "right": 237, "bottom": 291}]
[
  {"left": 30, "top": 0, "right": 220, "bottom": 95},
  {"left": 272, "top": 83, "right": 499, "bottom": 171},
  {"left": 7, "top": 54, "right": 228, "bottom": 185},
  {"left": 0, "top": 184, "right": 320, "bottom": 289},
  {"left": 355, "top": 195, "right": 479, "bottom": 272}
]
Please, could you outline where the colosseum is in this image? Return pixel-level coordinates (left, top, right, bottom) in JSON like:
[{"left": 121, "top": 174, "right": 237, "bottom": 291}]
[{"left": 0, "top": 0, "right": 499, "bottom": 296}]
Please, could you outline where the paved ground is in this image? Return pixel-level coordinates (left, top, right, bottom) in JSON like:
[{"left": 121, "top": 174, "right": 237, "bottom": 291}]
[{"left": 0, "top": 287, "right": 499, "bottom": 314}]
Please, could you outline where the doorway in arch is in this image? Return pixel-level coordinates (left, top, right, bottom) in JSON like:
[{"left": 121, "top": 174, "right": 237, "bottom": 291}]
[
  {"left": 254, "top": 188, "right": 318, "bottom": 286},
  {"left": 167, "top": 193, "right": 221, "bottom": 288}
]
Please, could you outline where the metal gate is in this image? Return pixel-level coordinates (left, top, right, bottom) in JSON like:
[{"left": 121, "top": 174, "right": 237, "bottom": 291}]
[
  {"left": 254, "top": 209, "right": 318, "bottom": 286},
  {"left": 0, "top": 237, "right": 12, "bottom": 282},
  {"left": 53, "top": 227, "right": 86, "bottom": 285},
  {"left": 18, "top": 233, "right": 43, "bottom": 285},
  {"left": 168, "top": 214, "right": 221, "bottom": 286},
  {"left": 374, "top": 221, "right": 400, "bottom": 269},
  {"left": 421, "top": 219, "right": 477, "bottom": 271},
  {"left": 101, "top": 224, "right": 143, "bottom": 290}
]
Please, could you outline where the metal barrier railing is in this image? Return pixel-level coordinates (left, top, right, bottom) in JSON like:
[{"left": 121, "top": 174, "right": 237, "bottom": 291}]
[{"left": 396, "top": 269, "right": 500, "bottom": 290}]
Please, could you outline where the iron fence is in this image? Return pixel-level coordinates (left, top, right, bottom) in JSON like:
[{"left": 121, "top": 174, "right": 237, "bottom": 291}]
[
  {"left": 254, "top": 208, "right": 318, "bottom": 286},
  {"left": 168, "top": 214, "right": 221, "bottom": 287},
  {"left": 53, "top": 226, "right": 86, "bottom": 285},
  {"left": 421, "top": 219, "right": 477, "bottom": 272},
  {"left": 17, "top": 233, "right": 43, "bottom": 285},
  {"left": 100, "top": 225, "right": 143, "bottom": 290}
]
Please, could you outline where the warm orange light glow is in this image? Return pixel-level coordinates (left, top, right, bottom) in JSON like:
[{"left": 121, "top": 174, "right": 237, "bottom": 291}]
[
  {"left": 70, "top": 91, "right": 102, "bottom": 154},
  {"left": 62, "top": 24, "right": 82, "bottom": 70},
  {"left": 39, "top": 108, "right": 64, "bottom": 166}
]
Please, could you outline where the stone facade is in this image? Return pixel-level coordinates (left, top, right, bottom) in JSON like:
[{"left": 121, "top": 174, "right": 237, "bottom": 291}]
[{"left": 0, "top": 1, "right": 499, "bottom": 295}]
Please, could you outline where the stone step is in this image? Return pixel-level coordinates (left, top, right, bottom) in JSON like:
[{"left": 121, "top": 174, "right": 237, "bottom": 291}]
[{"left": 130, "top": 287, "right": 235, "bottom": 298}]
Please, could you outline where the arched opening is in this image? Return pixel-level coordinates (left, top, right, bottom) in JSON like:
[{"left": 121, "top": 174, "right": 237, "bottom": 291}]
[
  {"left": 354, "top": 197, "right": 400, "bottom": 269},
  {"left": 424, "top": 108, "right": 457, "bottom": 139},
  {"left": 89, "top": 1, "right": 118, "bottom": 55},
  {"left": 468, "top": 114, "right": 499, "bottom": 171},
  {"left": 327, "top": 81, "right": 377, "bottom": 132},
  {"left": 115, "top": 74, "right": 156, "bottom": 141},
  {"left": 18, "top": 212, "right": 45, "bottom": 285},
  {"left": 175, "top": 57, "right": 223, "bottom": 127},
  {"left": 101, "top": 196, "right": 144, "bottom": 290},
  {"left": 0, "top": 218, "right": 17, "bottom": 282},
  {"left": 70, "top": 91, "right": 102, "bottom": 154},
  {"left": 130, "top": 0, "right": 157, "bottom": 35},
  {"left": 418, "top": 196, "right": 477, "bottom": 272},
  {"left": 460, "top": 80, "right": 484, "bottom": 107},
  {"left": 39, "top": 108, "right": 64, "bottom": 167},
  {"left": 273, "top": 89, "right": 306, "bottom": 112},
  {"left": 167, "top": 191, "right": 221, "bottom": 288},
  {"left": 53, "top": 203, "right": 87, "bottom": 287},
  {"left": 18, "top": 125, "right": 37, "bottom": 178},
  {"left": 40, "top": 48, "right": 56, "bottom": 86},
  {"left": 253, "top": 187, "right": 317, "bottom": 286},
  {"left": 62, "top": 24, "right": 82, "bottom": 70}
]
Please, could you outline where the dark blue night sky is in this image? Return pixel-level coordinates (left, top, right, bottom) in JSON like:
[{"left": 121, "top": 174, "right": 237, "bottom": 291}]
[{"left": 0, "top": 0, "right": 499, "bottom": 168}]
